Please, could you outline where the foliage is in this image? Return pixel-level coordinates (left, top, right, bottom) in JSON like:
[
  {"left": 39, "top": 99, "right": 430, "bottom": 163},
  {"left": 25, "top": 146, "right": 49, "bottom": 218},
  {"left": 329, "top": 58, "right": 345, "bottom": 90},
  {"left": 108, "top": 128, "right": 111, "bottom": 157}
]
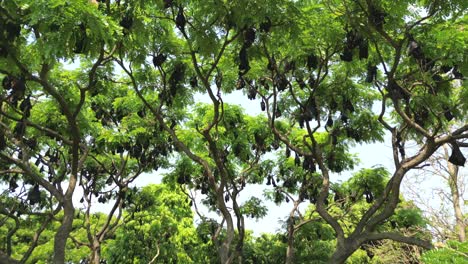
[
  {"left": 0, "top": 0, "right": 467, "bottom": 263},
  {"left": 103, "top": 184, "right": 209, "bottom": 264},
  {"left": 422, "top": 240, "right": 468, "bottom": 264}
]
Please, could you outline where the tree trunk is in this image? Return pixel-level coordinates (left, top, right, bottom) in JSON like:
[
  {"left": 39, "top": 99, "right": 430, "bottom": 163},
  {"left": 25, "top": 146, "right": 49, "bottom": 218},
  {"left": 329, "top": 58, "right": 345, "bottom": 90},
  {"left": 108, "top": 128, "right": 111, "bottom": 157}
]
[
  {"left": 285, "top": 231, "right": 294, "bottom": 264},
  {"left": 234, "top": 237, "right": 244, "bottom": 264},
  {"left": 328, "top": 248, "right": 353, "bottom": 264},
  {"left": 53, "top": 199, "right": 74, "bottom": 264},
  {"left": 90, "top": 240, "right": 101, "bottom": 264},
  {"left": 0, "top": 251, "right": 19, "bottom": 264},
  {"left": 285, "top": 216, "right": 295, "bottom": 264},
  {"left": 216, "top": 189, "right": 235, "bottom": 264},
  {"left": 231, "top": 192, "right": 245, "bottom": 264},
  {"left": 328, "top": 238, "right": 360, "bottom": 264},
  {"left": 447, "top": 161, "right": 466, "bottom": 242},
  {"left": 219, "top": 244, "right": 231, "bottom": 264}
]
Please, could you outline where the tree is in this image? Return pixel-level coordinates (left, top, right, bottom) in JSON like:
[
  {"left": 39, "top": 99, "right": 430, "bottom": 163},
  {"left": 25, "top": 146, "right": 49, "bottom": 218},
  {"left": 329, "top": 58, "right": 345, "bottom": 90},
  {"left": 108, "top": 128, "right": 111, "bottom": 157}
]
[
  {"left": 160, "top": 103, "right": 272, "bottom": 262},
  {"left": 247, "top": 1, "right": 467, "bottom": 262},
  {"left": 444, "top": 145, "right": 467, "bottom": 243},
  {"left": 0, "top": 210, "right": 105, "bottom": 264},
  {"left": 0, "top": 1, "right": 170, "bottom": 263},
  {"left": 266, "top": 166, "right": 431, "bottom": 263},
  {"left": 0, "top": 0, "right": 120, "bottom": 261},
  {"left": 422, "top": 240, "right": 468, "bottom": 263},
  {"left": 404, "top": 144, "right": 467, "bottom": 243},
  {"left": 104, "top": 184, "right": 208, "bottom": 263}
]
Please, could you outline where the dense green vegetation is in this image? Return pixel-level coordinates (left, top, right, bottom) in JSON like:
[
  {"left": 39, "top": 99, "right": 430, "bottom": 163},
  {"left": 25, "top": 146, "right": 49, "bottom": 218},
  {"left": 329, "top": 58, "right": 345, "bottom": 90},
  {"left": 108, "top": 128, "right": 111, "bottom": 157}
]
[{"left": 0, "top": 0, "right": 466, "bottom": 263}]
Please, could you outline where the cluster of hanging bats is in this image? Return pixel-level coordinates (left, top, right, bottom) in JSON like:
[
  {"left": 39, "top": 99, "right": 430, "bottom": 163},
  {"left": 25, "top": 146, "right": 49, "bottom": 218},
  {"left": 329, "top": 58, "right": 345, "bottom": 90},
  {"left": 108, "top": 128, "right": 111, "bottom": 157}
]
[{"left": 0, "top": 13, "right": 25, "bottom": 113}]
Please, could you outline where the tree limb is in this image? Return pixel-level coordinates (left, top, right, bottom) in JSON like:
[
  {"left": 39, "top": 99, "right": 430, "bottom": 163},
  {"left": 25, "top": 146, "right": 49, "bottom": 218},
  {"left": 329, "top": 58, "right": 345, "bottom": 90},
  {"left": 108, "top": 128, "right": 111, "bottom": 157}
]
[{"left": 365, "top": 232, "right": 433, "bottom": 250}]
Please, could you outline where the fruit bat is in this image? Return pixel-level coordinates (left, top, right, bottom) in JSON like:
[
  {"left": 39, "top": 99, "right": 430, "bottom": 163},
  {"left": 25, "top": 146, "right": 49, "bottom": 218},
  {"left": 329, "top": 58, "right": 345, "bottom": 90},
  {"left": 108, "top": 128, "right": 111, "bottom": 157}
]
[
  {"left": 340, "top": 112, "right": 349, "bottom": 124},
  {"left": 307, "top": 54, "right": 318, "bottom": 69},
  {"left": 106, "top": 176, "right": 113, "bottom": 185},
  {"left": 303, "top": 156, "right": 316, "bottom": 172},
  {"left": 330, "top": 99, "right": 338, "bottom": 110},
  {"left": 326, "top": 115, "right": 334, "bottom": 127},
  {"left": 359, "top": 40, "right": 369, "bottom": 59},
  {"left": 408, "top": 36, "right": 424, "bottom": 60},
  {"left": 452, "top": 66, "right": 463, "bottom": 79},
  {"left": 190, "top": 76, "right": 198, "bottom": 88},
  {"left": 9, "top": 178, "right": 18, "bottom": 191},
  {"left": 74, "top": 23, "right": 88, "bottom": 54},
  {"left": 285, "top": 147, "right": 291, "bottom": 158},
  {"left": 259, "top": 17, "right": 272, "bottom": 33},
  {"left": 5, "top": 21, "right": 21, "bottom": 41},
  {"left": 236, "top": 76, "right": 245, "bottom": 90},
  {"left": 98, "top": 195, "right": 106, "bottom": 203},
  {"left": 296, "top": 78, "right": 307, "bottom": 89},
  {"left": 365, "top": 190, "right": 374, "bottom": 203},
  {"left": 344, "top": 99, "right": 354, "bottom": 113},
  {"left": 340, "top": 47, "right": 353, "bottom": 62},
  {"left": 0, "top": 45, "right": 7, "bottom": 57},
  {"left": 120, "top": 13, "right": 133, "bottom": 30},
  {"left": 444, "top": 109, "right": 454, "bottom": 121},
  {"left": 175, "top": 6, "right": 186, "bottom": 32},
  {"left": 275, "top": 106, "right": 282, "bottom": 118},
  {"left": 2, "top": 76, "right": 12, "bottom": 90},
  {"left": 284, "top": 60, "right": 295, "bottom": 73},
  {"left": 386, "top": 79, "right": 409, "bottom": 101},
  {"left": 308, "top": 75, "right": 315, "bottom": 88},
  {"left": 238, "top": 44, "right": 250, "bottom": 75},
  {"left": 163, "top": 0, "right": 173, "bottom": 9},
  {"left": 271, "top": 177, "right": 277, "bottom": 187},
  {"left": 0, "top": 132, "right": 6, "bottom": 150},
  {"left": 27, "top": 185, "right": 41, "bottom": 205},
  {"left": 294, "top": 153, "right": 300, "bottom": 166},
  {"left": 414, "top": 108, "right": 429, "bottom": 127},
  {"left": 243, "top": 27, "right": 256, "bottom": 47},
  {"left": 267, "top": 55, "right": 276, "bottom": 71},
  {"left": 13, "top": 121, "right": 25, "bottom": 139},
  {"left": 275, "top": 74, "right": 288, "bottom": 91},
  {"left": 168, "top": 62, "right": 185, "bottom": 94},
  {"left": 19, "top": 96, "right": 31, "bottom": 118},
  {"left": 153, "top": 53, "right": 167, "bottom": 67},
  {"left": 25, "top": 138, "right": 37, "bottom": 150},
  {"left": 247, "top": 87, "right": 256, "bottom": 100},
  {"left": 368, "top": 4, "right": 386, "bottom": 30},
  {"left": 365, "top": 64, "right": 377, "bottom": 83},
  {"left": 448, "top": 143, "right": 466, "bottom": 166},
  {"left": 331, "top": 134, "right": 338, "bottom": 145},
  {"left": 6, "top": 77, "right": 26, "bottom": 107}
]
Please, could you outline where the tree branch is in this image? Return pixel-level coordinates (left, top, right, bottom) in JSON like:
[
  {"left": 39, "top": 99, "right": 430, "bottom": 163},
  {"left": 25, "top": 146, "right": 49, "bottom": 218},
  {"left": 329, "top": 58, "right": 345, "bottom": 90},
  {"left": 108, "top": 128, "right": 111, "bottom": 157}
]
[{"left": 364, "top": 232, "right": 433, "bottom": 250}]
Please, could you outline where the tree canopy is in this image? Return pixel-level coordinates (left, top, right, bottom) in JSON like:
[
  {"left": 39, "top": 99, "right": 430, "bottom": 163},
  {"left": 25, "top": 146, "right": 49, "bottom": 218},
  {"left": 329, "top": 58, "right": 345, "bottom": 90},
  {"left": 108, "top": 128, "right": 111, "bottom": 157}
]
[{"left": 0, "top": 0, "right": 467, "bottom": 263}]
